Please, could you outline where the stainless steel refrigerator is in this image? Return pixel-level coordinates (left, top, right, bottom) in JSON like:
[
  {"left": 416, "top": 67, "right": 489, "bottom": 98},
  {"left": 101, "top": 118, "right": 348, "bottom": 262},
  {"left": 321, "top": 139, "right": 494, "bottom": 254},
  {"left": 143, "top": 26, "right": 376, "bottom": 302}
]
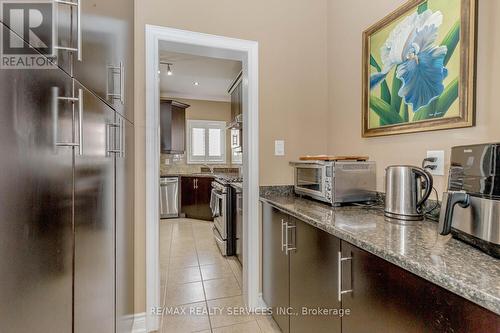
[{"left": 0, "top": 0, "right": 134, "bottom": 331}]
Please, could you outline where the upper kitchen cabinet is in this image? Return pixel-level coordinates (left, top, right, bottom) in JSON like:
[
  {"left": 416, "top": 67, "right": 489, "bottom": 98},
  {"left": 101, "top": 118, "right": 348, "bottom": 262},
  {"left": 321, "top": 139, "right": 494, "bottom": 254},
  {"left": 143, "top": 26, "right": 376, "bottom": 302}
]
[
  {"left": 160, "top": 100, "right": 189, "bottom": 154},
  {"left": 229, "top": 72, "right": 243, "bottom": 120},
  {"left": 72, "top": 0, "right": 135, "bottom": 122},
  {"left": 1, "top": 0, "right": 135, "bottom": 122}
]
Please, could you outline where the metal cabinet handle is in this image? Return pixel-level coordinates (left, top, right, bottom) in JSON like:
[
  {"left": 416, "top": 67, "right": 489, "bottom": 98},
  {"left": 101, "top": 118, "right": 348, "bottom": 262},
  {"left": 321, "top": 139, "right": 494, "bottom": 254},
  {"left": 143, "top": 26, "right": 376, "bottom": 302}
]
[
  {"left": 338, "top": 252, "right": 353, "bottom": 302},
  {"left": 106, "top": 118, "right": 123, "bottom": 157},
  {"left": 285, "top": 224, "right": 296, "bottom": 255},
  {"left": 52, "top": 87, "right": 83, "bottom": 155},
  {"left": 54, "top": 0, "right": 82, "bottom": 61},
  {"left": 281, "top": 219, "right": 286, "bottom": 252},
  {"left": 106, "top": 62, "right": 125, "bottom": 105}
]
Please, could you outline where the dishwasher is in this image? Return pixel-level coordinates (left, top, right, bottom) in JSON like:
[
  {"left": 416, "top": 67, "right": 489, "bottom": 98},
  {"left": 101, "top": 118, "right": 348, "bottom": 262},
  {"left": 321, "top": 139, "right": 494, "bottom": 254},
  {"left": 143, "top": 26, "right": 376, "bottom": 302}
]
[{"left": 160, "top": 177, "right": 179, "bottom": 219}]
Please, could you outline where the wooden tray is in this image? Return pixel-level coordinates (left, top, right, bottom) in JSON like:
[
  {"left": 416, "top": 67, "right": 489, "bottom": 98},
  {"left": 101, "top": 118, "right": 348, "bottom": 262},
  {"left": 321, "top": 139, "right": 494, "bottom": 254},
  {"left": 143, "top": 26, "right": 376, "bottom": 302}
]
[{"left": 299, "top": 155, "right": 369, "bottom": 161}]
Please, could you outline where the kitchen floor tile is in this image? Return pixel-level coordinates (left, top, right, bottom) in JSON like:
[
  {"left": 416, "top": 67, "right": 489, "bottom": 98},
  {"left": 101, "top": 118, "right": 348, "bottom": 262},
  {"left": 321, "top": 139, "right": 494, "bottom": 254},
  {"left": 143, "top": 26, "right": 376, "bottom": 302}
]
[
  {"left": 200, "top": 262, "right": 233, "bottom": 281},
  {"left": 203, "top": 276, "right": 242, "bottom": 300},
  {"left": 207, "top": 295, "right": 256, "bottom": 328},
  {"left": 256, "top": 316, "right": 282, "bottom": 333},
  {"left": 168, "top": 254, "right": 199, "bottom": 269},
  {"left": 165, "top": 281, "right": 205, "bottom": 306},
  {"left": 168, "top": 266, "right": 202, "bottom": 284},
  {"left": 211, "top": 320, "right": 262, "bottom": 333},
  {"left": 226, "top": 257, "right": 242, "bottom": 288},
  {"left": 161, "top": 302, "right": 211, "bottom": 333},
  {"left": 198, "top": 251, "right": 228, "bottom": 266}
]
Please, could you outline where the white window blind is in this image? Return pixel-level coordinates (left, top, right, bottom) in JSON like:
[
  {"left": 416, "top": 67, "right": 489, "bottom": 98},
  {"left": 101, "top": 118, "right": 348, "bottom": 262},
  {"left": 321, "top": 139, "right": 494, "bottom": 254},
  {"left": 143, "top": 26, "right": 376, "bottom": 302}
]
[{"left": 187, "top": 120, "right": 226, "bottom": 164}]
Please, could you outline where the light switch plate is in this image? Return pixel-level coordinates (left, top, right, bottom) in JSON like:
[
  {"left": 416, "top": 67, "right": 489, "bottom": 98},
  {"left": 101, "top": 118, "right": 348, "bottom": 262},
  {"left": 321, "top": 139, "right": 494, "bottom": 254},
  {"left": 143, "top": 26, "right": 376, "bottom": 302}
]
[
  {"left": 275, "top": 140, "right": 285, "bottom": 156},
  {"left": 426, "top": 150, "right": 445, "bottom": 176}
]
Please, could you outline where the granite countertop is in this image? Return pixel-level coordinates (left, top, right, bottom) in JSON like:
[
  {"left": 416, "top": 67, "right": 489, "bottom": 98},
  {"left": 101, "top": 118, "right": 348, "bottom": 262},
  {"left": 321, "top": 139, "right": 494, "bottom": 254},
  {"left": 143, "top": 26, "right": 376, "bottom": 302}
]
[{"left": 260, "top": 189, "right": 500, "bottom": 315}]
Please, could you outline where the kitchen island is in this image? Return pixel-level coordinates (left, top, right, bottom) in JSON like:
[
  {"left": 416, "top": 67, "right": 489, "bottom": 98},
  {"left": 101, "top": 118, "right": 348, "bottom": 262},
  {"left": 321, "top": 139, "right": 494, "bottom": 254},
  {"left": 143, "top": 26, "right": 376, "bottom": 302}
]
[{"left": 260, "top": 186, "right": 500, "bottom": 333}]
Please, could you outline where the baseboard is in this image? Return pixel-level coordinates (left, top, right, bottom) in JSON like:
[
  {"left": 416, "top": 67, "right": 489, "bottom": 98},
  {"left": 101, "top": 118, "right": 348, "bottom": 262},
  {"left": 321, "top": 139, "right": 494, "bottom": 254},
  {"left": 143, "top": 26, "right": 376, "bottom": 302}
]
[
  {"left": 132, "top": 312, "right": 147, "bottom": 333},
  {"left": 256, "top": 293, "right": 268, "bottom": 309}
]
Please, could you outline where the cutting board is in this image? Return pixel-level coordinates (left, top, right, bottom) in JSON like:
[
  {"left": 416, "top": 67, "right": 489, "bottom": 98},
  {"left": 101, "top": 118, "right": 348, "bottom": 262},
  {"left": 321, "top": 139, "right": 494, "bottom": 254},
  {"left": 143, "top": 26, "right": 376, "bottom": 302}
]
[{"left": 299, "top": 155, "right": 369, "bottom": 161}]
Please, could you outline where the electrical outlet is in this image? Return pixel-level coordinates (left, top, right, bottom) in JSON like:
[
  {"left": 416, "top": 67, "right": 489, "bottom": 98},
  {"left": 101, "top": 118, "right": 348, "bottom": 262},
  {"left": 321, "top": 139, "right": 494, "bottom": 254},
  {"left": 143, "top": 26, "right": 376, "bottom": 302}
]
[
  {"left": 426, "top": 150, "right": 445, "bottom": 176},
  {"left": 275, "top": 140, "right": 285, "bottom": 156}
]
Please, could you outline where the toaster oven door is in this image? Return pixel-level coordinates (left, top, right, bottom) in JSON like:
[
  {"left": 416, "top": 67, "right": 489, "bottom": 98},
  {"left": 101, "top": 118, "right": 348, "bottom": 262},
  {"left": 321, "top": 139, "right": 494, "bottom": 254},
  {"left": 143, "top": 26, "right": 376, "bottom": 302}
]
[{"left": 294, "top": 165, "right": 328, "bottom": 199}]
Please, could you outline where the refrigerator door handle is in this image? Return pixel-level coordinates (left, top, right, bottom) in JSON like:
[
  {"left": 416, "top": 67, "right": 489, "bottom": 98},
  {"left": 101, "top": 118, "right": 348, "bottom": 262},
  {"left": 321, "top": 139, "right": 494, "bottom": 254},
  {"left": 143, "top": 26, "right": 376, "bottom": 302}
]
[
  {"left": 106, "top": 122, "right": 121, "bottom": 156},
  {"left": 53, "top": 0, "right": 82, "bottom": 61},
  {"left": 106, "top": 62, "right": 125, "bottom": 105},
  {"left": 52, "top": 87, "right": 83, "bottom": 154}
]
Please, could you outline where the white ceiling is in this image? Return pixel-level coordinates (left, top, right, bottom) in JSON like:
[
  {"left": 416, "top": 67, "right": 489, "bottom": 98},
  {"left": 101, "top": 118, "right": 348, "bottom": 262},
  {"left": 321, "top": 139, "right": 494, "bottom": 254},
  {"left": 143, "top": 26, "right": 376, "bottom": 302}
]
[{"left": 158, "top": 48, "right": 242, "bottom": 102}]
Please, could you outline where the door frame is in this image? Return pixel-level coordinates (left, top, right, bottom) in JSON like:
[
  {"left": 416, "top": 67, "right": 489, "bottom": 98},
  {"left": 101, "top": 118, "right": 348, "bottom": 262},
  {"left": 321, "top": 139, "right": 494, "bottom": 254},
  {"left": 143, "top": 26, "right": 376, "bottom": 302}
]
[{"left": 145, "top": 25, "right": 259, "bottom": 332}]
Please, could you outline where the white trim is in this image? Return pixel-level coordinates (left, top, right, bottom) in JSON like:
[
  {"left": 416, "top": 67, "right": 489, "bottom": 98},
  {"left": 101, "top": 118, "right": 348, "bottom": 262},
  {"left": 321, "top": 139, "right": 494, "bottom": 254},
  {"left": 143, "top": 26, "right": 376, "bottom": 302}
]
[
  {"left": 186, "top": 119, "right": 227, "bottom": 164},
  {"left": 132, "top": 313, "right": 147, "bottom": 333},
  {"left": 145, "top": 25, "right": 259, "bottom": 333},
  {"left": 160, "top": 92, "right": 231, "bottom": 103}
]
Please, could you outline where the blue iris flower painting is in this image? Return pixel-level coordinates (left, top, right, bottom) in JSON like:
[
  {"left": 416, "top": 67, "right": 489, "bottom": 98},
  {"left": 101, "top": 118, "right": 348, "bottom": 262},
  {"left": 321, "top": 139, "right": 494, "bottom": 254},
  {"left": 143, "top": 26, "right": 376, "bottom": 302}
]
[{"left": 363, "top": 0, "right": 475, "bottom": 137}]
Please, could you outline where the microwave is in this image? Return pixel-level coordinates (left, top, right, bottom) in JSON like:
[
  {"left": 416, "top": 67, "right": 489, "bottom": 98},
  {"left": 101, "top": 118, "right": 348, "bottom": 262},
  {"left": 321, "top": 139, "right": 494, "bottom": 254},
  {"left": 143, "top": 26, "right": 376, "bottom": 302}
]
[{"left": 290, "top": 160, "right": 377, "bottom": 205}]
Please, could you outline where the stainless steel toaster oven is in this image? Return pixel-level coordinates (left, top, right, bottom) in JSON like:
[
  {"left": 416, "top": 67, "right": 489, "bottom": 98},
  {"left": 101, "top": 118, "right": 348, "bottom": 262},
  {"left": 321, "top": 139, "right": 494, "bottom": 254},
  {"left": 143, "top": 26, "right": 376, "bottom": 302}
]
[{"left": 290, "top": 160, "right": 377, "bottom": 205}]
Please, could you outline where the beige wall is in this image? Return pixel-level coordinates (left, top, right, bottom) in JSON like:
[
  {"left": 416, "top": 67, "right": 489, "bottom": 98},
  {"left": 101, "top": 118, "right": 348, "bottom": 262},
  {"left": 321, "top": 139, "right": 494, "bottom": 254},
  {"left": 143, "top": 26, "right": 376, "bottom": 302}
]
[
  {"left": 135, "top": 0, "right": 329, "bottom": 312},
  {"left": 159, "top": 98, "right": 236, "bottom": 174},
  {"left": 327, "top": 0, "right": 500, "bottom": 194},
  {"left": 135, "top": 0, "right": 500, "bottom": 314}
]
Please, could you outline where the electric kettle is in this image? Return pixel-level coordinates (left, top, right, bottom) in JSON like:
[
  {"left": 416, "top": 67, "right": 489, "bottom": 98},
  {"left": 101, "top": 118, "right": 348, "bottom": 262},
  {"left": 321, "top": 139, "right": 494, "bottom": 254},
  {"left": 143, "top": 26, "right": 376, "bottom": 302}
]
[{"left": 384, "top": 165, "right": 433, "bottom": 221}]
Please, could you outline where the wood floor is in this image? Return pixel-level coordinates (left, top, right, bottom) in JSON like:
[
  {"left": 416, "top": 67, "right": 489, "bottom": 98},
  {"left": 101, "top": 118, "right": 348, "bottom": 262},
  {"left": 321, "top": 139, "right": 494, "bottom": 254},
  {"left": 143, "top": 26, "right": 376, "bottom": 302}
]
[{"left": 158, "top": 218, "right": 281, "bottom": 333}]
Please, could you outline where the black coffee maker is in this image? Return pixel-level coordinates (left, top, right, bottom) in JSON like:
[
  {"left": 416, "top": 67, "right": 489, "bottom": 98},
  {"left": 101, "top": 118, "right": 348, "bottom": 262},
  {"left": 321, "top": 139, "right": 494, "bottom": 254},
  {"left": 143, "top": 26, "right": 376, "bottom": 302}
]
[{"left": 439, "top": 143, "right": 500, "bottom": 258}]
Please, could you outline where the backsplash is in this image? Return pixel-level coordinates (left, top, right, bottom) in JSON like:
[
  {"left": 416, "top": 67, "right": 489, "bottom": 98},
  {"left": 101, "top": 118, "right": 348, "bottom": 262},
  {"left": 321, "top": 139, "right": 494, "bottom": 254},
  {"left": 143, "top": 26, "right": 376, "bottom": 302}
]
[{"left": 160, "top": 153, "right": 240, "bottom": 175}]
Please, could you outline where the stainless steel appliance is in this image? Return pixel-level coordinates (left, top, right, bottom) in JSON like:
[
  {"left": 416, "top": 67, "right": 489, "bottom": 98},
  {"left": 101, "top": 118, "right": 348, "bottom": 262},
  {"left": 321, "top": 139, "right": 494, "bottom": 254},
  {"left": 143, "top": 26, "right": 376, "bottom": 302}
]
[
  {"left": 439, "top": 144, "right": 500, "bottom": 258},
  {"left": 160, "top": 177, "right": 179, "bottom": 218},
  {"left": 290, "top": 161, "right": 377, "bottom": 205},
  {"left": 211, "top": 175, "right": 242, "bottom": 256},
  {"left": 233, "top": 183, "right": 244, "bottom": 265},
  {"left": 384, "top": 166, "right": 433, "bottom": 221},
  {"left": 0, "top": 2, "right": 134, "bottom": 330}
]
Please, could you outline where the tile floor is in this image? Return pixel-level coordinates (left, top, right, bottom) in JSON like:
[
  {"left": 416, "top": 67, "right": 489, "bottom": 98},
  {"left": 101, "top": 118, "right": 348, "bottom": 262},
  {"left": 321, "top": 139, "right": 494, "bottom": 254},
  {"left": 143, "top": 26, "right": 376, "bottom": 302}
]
[{"left": 159, "top": 218, "right": 281, "bottom": 333}]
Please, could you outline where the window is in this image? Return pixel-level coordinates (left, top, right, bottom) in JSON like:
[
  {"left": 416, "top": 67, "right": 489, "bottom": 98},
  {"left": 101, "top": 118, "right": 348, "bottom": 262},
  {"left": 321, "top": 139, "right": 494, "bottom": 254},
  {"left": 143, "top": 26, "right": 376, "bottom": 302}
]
[{"left": 187, "top": 120, "right": 226, "bottom": 164}]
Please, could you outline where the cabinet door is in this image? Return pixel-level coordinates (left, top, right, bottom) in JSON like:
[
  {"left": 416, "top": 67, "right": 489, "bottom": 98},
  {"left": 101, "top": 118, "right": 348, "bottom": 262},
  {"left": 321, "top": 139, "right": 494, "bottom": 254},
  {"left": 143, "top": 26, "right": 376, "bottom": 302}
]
[
  {"left": 74, "top": 82, "right": 116, "bottom": 333},
  {"left": 73, "top": 0, "right": 135, "bottom": 122},
  {"left": 181, "top": 177, "right": 196, "bottom": 217},
  {"left": 170, "top": 105, "right": 186, "bottom": 153},
  {"left": 193, "top": 177, "right": 214, "bottom": 221},
  {"left": 289, "top": 218, "right": 341, "bottom": 333},
  {"left": 262, "top": 203, "right": 290, "bottom": 333},
  {"left": 341, "top": 242, "right": 500, "bottom": 333},
  {"left": 0, "top": 27, "right": 74, "bottom": 332},
  {"left": 115, "top": 115, "right": 135, "bottom": 332}
]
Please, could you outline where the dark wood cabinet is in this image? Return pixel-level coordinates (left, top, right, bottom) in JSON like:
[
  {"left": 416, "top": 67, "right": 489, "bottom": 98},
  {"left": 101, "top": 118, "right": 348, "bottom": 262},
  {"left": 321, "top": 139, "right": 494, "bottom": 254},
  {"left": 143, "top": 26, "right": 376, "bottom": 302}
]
[
  {"left": 160, "top": 100, "right": 189, "bottom": 154},
  {"left": 181, "top": 176, "right": 213, "bottom": 221},
  {"left": 262, "top": 203, "right": 341, "bottom": 333},
  {"left": 262, "top": 204, "right": 290, "bottom": 333},
  {"left": 341, "top": 242, "right": 500, "bottom": 333},
  {"left": 261, "top": 202, "right": 500, "bottom": 333},
  {"left": 230, "top": 74, "right": 242, "bottom": 120}
]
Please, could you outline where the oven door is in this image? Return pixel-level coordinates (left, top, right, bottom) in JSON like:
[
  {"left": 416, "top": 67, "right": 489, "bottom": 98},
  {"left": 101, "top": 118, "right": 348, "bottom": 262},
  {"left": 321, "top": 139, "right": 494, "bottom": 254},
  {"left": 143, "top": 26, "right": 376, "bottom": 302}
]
[
  {"left": 294, "top": 164, "right": 328, "bottom": 199},
  {"left": 213, "top": 190, "right": 227, "bottom": 239},
  {"left": 212, "top": 225, "right": 227, "bottom": 256}
]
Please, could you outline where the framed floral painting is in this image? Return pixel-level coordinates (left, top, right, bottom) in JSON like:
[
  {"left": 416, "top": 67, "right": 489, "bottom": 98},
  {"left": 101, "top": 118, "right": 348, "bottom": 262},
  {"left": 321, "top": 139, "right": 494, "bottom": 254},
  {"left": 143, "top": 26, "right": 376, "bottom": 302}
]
[{"left": 362, "top": 0, "right": 477, "bottom": 137}]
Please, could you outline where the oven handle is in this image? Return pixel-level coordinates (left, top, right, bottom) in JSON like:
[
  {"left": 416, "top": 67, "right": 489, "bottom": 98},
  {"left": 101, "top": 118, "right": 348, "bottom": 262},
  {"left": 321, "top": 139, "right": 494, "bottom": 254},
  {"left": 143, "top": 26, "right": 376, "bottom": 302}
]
[{"left": 213, "top": 191, "right": 224, "bottom": 200}]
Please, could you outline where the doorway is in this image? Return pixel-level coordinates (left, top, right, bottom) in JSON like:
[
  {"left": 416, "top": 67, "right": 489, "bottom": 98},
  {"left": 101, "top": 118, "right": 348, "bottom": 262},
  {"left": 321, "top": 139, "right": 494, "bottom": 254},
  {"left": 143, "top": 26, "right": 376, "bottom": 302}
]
[{"left": 145, "top": 25, "right": 260, "bottom": 332}]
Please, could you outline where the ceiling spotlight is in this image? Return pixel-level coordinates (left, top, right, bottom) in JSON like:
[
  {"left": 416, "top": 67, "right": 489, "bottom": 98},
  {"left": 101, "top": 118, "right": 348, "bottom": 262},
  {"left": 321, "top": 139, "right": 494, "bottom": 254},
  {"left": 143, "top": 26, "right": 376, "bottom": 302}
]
[
  {"left": 193, "top": 81, "right": 199, "bottom": 86},
  {"left": 160, "top": 61, "right": 173, "bottom": 75}
]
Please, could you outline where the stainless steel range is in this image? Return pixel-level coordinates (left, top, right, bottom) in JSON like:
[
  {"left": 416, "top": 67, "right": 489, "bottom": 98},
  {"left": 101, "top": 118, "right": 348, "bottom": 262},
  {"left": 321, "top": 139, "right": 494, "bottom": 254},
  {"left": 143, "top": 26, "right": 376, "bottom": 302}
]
[{"left": 210, "top": 175, "right": 242, "bottom": 256}]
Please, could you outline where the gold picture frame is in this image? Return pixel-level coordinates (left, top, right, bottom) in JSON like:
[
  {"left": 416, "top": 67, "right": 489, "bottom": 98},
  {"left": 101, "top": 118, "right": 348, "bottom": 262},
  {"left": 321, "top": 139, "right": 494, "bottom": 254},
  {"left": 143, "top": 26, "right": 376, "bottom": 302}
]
[{"left": 362, "top": 0, "right": 477, "bottom": 137}]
